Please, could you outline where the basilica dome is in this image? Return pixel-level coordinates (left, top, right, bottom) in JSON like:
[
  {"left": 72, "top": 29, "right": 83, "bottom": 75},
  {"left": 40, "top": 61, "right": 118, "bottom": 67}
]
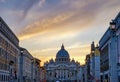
[
  {"left": 55, "top": 44, "right": 70, "bottom": 62},
  {"left": 44, "top": 44, "right": 81, "bottom": 82},
  {"left": 56, "top": 45, "right": 69, "bottom": 58}
]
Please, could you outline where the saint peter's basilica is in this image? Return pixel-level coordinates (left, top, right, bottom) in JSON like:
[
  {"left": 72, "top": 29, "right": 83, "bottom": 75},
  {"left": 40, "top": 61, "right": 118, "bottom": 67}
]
[{"left": 44, "top": 44, "right": 81, "bottom": 82}]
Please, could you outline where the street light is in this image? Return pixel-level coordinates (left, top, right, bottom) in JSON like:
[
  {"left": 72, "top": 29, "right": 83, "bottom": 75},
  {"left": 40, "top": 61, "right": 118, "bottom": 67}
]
[
  {"left": 110, "top": 21, "right": 116, "bottom": 30},
  {"left": 110, "top": 20, "right": 116, "bottom": 38}
]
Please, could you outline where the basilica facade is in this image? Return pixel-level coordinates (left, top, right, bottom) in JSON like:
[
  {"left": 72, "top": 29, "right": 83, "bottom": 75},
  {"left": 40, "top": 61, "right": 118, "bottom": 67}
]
[{"left": 44, "top": 45, "right": 81, "bottom": 82}]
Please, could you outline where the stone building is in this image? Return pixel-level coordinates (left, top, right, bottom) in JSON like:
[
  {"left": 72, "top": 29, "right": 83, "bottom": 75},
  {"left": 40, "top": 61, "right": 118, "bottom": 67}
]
[
  {"left": 33, "top": 58, "right": 41, "bottom": 82},
  {"left": 99, "top": 12, "right": 120, "bottom": 82},
  {"left": 19, "top": 48, "right": 34, "bottom": 82},
  {"left": 80, "top": 65, "right": 86, "bottom": 82},
  {"left": 84, "top": 42, "right": 100, "bottom": 82},
  {"left": 40, "top": 67, "right": 46, "bottom": 82},
  {"left": 0, "top": 17, "right": 19, "bottom": 82},
  {"left": 44, "top": 44, "right": 81, "bottom": 82},
  {"left": 89, "top": 42, "right": 100, "bottom": 82},
  {"left": 85, "top": 54, "right": 90, "bottom": 82}
]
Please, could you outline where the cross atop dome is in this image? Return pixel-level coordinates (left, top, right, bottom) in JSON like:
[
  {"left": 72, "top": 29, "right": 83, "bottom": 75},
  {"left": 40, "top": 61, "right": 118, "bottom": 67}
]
[{"left": 61, "top": 44, "right": 64, "bottom": 49}]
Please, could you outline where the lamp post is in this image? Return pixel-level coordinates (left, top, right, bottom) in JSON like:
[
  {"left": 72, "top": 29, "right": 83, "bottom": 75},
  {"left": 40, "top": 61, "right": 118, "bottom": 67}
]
[
  {"left": 9, "top": 60, "right": 14, "bottom": 82},
  {"left": 110, "top": 21, "right": 116, "bottom": 37},
  {"left": 110, "top": 21, "right": 116, "bottom": 30},
  {"left": 109, "top": 20, "right": 118, "bottom": 82}
]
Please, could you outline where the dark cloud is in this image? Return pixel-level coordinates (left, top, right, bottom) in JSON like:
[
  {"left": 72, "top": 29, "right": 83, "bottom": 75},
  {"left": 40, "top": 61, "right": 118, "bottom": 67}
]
[{"left": 17, "top": 0, "right": 41, "bottom": 20}]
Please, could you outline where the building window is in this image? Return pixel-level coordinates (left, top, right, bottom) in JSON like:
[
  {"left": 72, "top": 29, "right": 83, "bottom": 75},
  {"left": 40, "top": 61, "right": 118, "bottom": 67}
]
[
  {"left": 118, "top": 76, "right": 120, "bottom": 82},
  {"left": 0, "top": 75, "right": 1, "bottom": 81},
  {"left": 0, "top": 22, "right": 1, "bottom": 27},
  {"left": 59, "top": 59, "right": 61, "bottom": 61},
  {"left": 2, "top": 75, "right": 3, "bottom": 81},
  {"left": 65, "top": 58, "right": 66, "bottom": 61}
]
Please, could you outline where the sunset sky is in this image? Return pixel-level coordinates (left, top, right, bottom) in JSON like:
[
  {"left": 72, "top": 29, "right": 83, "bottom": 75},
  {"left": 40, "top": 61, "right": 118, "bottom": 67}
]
[{"left": 0, "top": 0, "right": 120, "bottom": 65}]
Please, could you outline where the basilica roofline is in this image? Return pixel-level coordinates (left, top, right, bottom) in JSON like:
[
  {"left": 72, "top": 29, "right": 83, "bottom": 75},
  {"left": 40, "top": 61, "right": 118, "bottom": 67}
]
[{"left": 44, "top": 44, "right": 80, "bottom": 66}]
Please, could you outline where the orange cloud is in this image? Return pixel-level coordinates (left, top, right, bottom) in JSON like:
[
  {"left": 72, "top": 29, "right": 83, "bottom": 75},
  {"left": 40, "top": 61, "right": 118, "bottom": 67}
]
[
  {"left": 18, "top": 0, "right": 109, "bottom": 40},
  {"left": 18, "top": 13, "right": 74, "bottom": 40},
  {"left": 29, "top": 43, "right": 90, "bottom": 66},
  {"left": 16, "top": 0, "right": 120, "bottom": 66}
]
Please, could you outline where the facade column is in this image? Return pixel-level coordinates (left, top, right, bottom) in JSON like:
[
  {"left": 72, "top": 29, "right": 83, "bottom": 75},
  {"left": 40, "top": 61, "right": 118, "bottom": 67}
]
[
  {"left": 63, "top": 69, "right": 64, "bottom": 79},
  {"left": 19, "top": 53, "right": 23, "bottom": 82},
  {"left": 65, "top": 70, "right": 67, "bottom": 79},
  {"left": 62, "top": 69, "right": 63, "bottom": 80},
  {"left": 109, "top": 35, "right": 118, "bottom": 82},
  {"left": 31, "top": 60, "right": 34, "bottom": 82},
  {"left": 94, "top": 47, "right": 100, "bottom": 82},
  {"left": 58, "top": 70, "right": 60, "bottom": 79},
  {"left": 63, "top": 69, "right": 64, "bottom": 80},
  {"left": 60, "top": 70, "right": 61, "bottom": 79},
  {"left": 57, "top": 70, "right": 58, "bottom": 78},
  {"left": 109, "top": 21, "right": 118, "bottom": 82}
]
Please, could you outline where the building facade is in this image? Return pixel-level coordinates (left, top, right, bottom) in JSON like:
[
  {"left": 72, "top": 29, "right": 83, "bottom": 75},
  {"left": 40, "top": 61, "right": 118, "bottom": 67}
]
[
  {"left": 80, "top": 65, "right": 87, "bottom": 82},
  {"left": 0, "top": 17, "right": 19, "bottom": 82},
  {"left": 40, "top": 67, "right": 46, "bottom": 82},
  {"left": 19, "top": 48, "right": 34, "bottom": 82},
  {"left": 44, "top": 45, "right": 81, "bottom": 82},
  {"left": 85, "top": 54, "right": 90, "bottom": 82},
  {"left": 0, "top": 16, "right": 43, "bottom": 82},
  {"left": 89, "top": 42, "right": 100, "bottom": 82},
  {"left": 84, "top": 42, "right": 100, "bottom": 82},
  {"left": 33, "top": 58, "right": 41, "bottom": 82},
  {"left": 99, "top": 12, "right": 120, "bottom": 82}
]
